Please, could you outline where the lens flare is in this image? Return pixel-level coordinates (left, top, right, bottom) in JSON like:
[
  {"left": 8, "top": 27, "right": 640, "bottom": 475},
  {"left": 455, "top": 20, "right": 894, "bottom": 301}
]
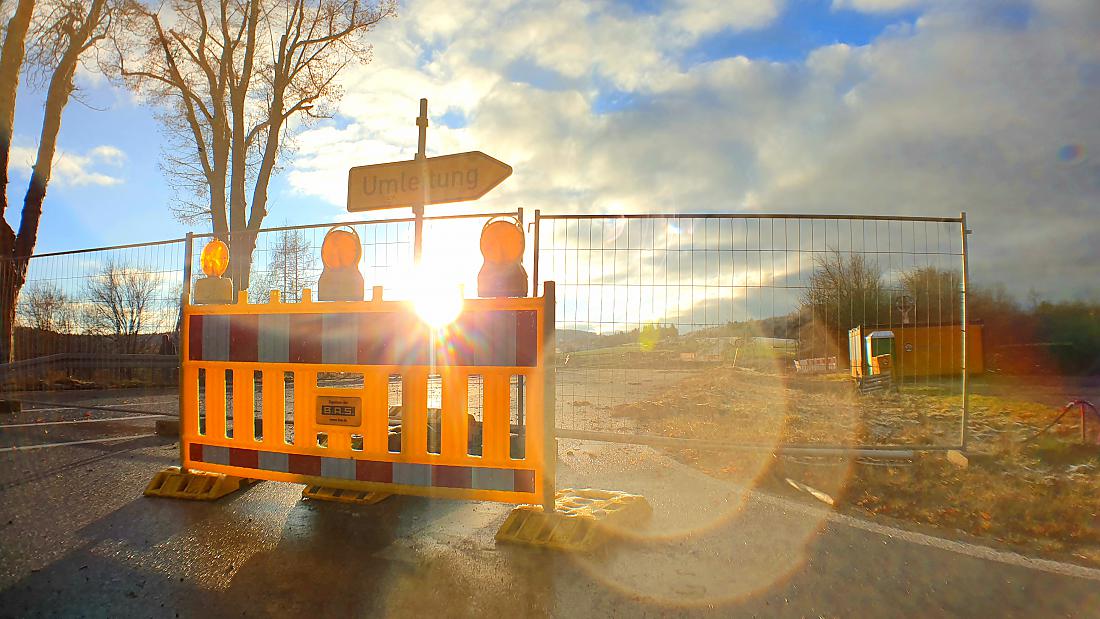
[
  {"left": 1058, "top": 143, "right": 1085, "bottom": 164},
  {"left": 411, "top": 268, "right": 464, "bottom": 328}
]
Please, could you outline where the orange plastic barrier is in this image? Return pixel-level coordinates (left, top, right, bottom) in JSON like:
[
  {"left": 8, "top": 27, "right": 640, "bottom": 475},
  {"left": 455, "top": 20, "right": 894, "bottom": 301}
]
[{"left": 178, "top": 287, "right": 554, "bottom": 506}]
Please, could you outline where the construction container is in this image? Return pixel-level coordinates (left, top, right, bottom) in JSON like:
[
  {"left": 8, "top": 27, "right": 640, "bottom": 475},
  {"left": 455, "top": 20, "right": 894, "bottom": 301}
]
[
  {"left": 867, "top": 330, "right": 895, "bottom": 360},
  {"left": 870, "top": 353, "right": 892, "bottom": 375},
  {"left": 849, "top": 323, "right": 983, "bottom": 378}
]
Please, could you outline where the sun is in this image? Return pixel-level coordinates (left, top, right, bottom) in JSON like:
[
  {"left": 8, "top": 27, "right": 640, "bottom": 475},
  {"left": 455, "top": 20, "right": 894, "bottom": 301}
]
[
  {"left": 410, "top": 265, "right": 464, "bottom": 328},
  {"left": 406, "top": 221, "right": 482, "bottom": 327}
]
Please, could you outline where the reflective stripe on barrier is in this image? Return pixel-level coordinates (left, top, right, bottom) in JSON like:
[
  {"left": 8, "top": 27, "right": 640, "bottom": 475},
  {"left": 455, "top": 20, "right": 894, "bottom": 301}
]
[
  {"left": 187, "top": 444, "right": 535, "bottom": 492},
  {"left": 179, "top": 292, "right": 551, "bottom": 506},
  {"left": 187, "top": 309, "right": 538, "bottom": 366}
]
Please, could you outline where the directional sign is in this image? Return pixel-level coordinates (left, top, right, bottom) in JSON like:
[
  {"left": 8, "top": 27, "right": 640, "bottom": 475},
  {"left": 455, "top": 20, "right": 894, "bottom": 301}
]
[{"left": 347, "top": 151, "right": 512, "bottom": 212}]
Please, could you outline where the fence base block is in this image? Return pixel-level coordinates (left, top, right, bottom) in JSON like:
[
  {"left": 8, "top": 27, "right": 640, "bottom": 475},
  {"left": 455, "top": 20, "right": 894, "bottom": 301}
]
[
  {"left": 144, "top": 466, "right": 250, "bottom": 500},
  {"left": 495, "top": 488, "right": 651, "bottom": 552},
  {"left": 301, "top": 485, "right": 393, "bottom": 505}
]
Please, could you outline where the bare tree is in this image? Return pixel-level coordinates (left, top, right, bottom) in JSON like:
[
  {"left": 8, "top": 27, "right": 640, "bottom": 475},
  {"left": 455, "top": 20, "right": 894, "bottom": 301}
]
[
  {"left": 248, "top": 228, "right": 316, "bottom": 303},
  {"left": 802, "top": 250, "right": 886, "bottom": 332},
  {"left": 17, "top": 280, "right": 74, "bottom": 331},
  {"left": 799, "top": 250, "right": 887, "bottom": 360},
  {"left": 900, "top": 266, "right": 961, "bottom": 325},
  {"left": 0, "top": 0, "right": 114, "bottom": 362},
  {"left": 84, "top": 260, "right": 158, "bottom": 353},
  {"left": 108, "top": 0, "right": 395, "bottom": 292}
]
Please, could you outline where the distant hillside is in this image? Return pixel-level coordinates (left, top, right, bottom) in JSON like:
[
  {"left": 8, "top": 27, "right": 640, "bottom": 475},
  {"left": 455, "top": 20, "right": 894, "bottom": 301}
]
[
  {"left": 557, "top": 329, "right": 602, "bottom": 353},
  {"left": 11, "top": 326, "right": 175, "bottom": 361}
]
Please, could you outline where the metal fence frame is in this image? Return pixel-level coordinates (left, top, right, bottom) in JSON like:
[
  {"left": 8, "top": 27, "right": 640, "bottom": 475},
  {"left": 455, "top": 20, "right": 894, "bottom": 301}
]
[
  {"left": 1, "top": 210, "right": 520, "bottom": 392},
  {"left": 3, "top": 208, "right": 973, "bottom": 457},
  {"left": 180, "top": 209, "right": 522, "bottom": 297},
  {"left": 1, "top": 236, "right": 189, "bottom": 387},
  {"left": 531, "top": 210, "right": 972, "bottom": 455}
]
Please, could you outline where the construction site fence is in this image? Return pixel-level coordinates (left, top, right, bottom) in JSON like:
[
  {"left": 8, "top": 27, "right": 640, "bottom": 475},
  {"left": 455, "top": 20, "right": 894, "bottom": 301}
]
[
  {"left": 2, "top": 209, "right": 972, "bottom": 453},
  {"left": 0, "top": 210, "right": 519, "bottom": 393},
  {"left": 531, "top": 211, "right": 971, "bottom": 451}
]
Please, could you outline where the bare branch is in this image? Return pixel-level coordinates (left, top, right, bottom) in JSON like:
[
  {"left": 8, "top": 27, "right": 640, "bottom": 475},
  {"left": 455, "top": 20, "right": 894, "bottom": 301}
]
[
  {"left": 83, "top": 259, "right": 159, "bottom": 352},
  {"left": 106, "top": 0, "right": 395, "bottom": 287}
]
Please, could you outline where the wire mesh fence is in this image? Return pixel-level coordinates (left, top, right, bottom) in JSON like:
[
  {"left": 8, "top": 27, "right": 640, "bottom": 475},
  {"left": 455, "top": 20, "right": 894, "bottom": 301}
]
[
  {"left": 534, "top": 213, "right": 971, "bottom": 450},
  {"left": 0, "top": 239, "right": 187, "bottom": 391},
  {"left": 0, "top": 211, "right": 517, "bottom": 411},
  {"left": 1, "top": 209, "right": 972, "bottom": 452},
  {"left": 192, "top": 212, "right": 515, "bottom": 304}
]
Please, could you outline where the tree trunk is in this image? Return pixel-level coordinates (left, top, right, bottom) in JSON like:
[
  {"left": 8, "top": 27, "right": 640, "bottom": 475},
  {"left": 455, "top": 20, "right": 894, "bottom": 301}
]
[
  {"left": 0, "top": 257, "right": 14, "bottom": 362},
  {"left": 0, "top": 0, "right": 37, "bottom": 363},
  {"left": 0, "top": 0, "right": 37, "bottom": 203},
  {"left": 0, "top": 259, "right": 23, "bottom": 363},
  {"left": 229, "top": 228, "right": 258, "bottom": 296},
  {"left": 0, "top": 0, "right": 105, "bottom": 362},
  {"left": 0, "top": 305, "right": 13, "bottom": 364},
  {"left": 0, "top": 260, "right": 11, "bottom": 364}
]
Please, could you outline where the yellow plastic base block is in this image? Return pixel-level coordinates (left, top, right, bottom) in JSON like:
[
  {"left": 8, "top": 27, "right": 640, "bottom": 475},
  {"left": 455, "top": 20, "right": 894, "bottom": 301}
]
[
  {"left": 495, "top": 488, "right": 651, "bottom": 552},
  {"left": 302, "top": 485, "right": 393, "bottom": 505},
  {"left": 193, "top": 276, "right": 233, "bottom": 305},
  {"left": 144, "top": 466, "right": 249, "bottom": 500}
]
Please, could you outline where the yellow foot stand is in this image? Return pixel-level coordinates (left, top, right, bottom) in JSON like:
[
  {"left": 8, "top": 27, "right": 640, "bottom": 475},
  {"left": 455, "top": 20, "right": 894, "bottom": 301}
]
[
  {"left": 144, "top": 466, "right": 250, "bottom": 500},
  {"left": 302, "top": 485, "right": 393, "bottom": 505},
  {"left": 495, "top": 488, "right": 651, "bottom": 552}
]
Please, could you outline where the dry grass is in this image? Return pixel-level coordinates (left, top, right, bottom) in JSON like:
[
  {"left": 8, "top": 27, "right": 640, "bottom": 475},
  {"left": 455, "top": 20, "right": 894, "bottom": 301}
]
[
  {"left": 612, "top": 368, "right": 964, "bottom": 446},
  {"left": 612, "top": 367, "right": 1100, "bottom": 565}
]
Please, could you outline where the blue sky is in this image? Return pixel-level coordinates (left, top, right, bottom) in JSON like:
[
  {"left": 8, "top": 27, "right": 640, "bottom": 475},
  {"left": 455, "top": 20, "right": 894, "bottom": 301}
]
[
  {"left": 680, "top": 0, "right": 920, "bottom": 64},
  {"left": 5, "top": 0, "right": 921, "bottom": 251},
  {"left": 4, "top": 0, "right": 1098, "bottom": 299},
  {"left": 5, "top": 81, "right": 308, "bottom": 251}
]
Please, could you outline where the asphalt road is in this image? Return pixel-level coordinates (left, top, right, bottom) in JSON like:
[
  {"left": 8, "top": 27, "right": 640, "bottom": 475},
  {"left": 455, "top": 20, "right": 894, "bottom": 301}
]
[{"left": 1, "top": 401, "right": 1099, "bottom": 618}]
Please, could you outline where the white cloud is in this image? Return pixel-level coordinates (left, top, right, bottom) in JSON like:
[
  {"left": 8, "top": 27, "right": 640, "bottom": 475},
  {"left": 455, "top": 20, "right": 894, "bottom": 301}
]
[
  {"left": 287, "top": 0, "right": 1100, "bottom": 300},
  {"left": 87, "top": 145, "right": 126, "bottom": 166},
  {"left": 672, "top": 0, "right": 784, "bottom": 36},
  {"left": 832, "top": 0, "right": 924, "bottom": 12},
  {"left": 8, "top": 142, "right": 126, "bottom": 187}
]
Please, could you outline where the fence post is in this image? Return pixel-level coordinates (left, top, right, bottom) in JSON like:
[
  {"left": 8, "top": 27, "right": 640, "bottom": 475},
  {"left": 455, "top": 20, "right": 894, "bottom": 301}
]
[
  {"left": 531, "top": 210, "right": 540, "bottom": 298},
  {"left": 542, "top": 280, "right": 556, "bottom": 514},
  {"left": 179, "top": 232, "right": 193, "bottom": 473},
  {"left": 959, "top": 212, "right": 970, "bottom": 451}
]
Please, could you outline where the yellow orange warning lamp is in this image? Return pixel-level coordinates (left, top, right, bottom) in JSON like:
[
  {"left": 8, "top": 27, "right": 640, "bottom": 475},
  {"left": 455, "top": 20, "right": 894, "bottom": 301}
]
[
  {"left": 193, "top": 239, "right": 233, "bottom": 304},
  {"left": 201, "top": 239, "right": 229, "bottom": 277},
  {"left": 318, "top": 226, "right": 365, "bottom": 301},
  {"left": 477, "top": 217, "right": 528, "bottom": 298}
]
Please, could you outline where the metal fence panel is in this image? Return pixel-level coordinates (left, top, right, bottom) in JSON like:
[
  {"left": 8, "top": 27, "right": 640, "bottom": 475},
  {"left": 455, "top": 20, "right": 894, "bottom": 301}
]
[
  {"left": 1, "top": 239, "right": 186, "bottom": 390},
  {"left": 1, "top": 209, "right": 971, "bottom": 454},
  {"left": 534, "top": 212, "right": 970, "bottom": 451},
  {"left": 1, "top": 211, "right": 517, "bottom": 408}
]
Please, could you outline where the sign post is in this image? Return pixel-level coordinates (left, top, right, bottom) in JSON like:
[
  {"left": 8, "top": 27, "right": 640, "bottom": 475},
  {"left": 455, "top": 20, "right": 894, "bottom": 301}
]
[
  {"left": 346, "top": 98, "right": 514, "bottom": 264},
  {"left": 414, "top": 98, "right": 428, "bottom": 263}
]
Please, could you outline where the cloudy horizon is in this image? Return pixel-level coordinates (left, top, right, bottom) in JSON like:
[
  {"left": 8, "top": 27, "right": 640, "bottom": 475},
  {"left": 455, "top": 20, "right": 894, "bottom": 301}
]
[{"left": 4, "top": 0, "right": 1098, "bottom": 302}]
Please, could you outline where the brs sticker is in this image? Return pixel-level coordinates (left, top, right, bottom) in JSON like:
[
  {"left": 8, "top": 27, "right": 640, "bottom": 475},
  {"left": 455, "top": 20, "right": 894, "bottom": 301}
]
[{"left": 316, "top": 395, "right": 362, "bottom": 426}]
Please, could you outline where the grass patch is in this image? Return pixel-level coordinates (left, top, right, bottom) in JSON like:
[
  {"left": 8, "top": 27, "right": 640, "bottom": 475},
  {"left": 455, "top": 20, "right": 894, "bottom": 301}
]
[{"left": 612, "top": 367, "right": 1100, "bottom": 565}]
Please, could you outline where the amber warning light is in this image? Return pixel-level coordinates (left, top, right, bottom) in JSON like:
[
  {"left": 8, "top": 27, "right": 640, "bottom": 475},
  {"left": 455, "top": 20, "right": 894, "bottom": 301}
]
[
  {"left": 201, "top": 239, "right": 229, "bottom": 277},
  {"left": 477, "top": 217, "right": 528, "bottom": 298},
  {"left": 318, "top": 227, "right": 365, "bottom": 301},
  {"left": 193, "top": 239, "right": 233, "bottom": 304}
]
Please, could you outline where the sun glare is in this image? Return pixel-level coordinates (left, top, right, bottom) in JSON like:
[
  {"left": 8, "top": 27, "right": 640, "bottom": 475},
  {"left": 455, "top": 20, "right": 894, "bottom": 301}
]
[
  {"left": 411, "top": 267, "right": 464, "bottom": 328},
  {"left": 406, "top": 221, "right": 481, "bottom": 327}
]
